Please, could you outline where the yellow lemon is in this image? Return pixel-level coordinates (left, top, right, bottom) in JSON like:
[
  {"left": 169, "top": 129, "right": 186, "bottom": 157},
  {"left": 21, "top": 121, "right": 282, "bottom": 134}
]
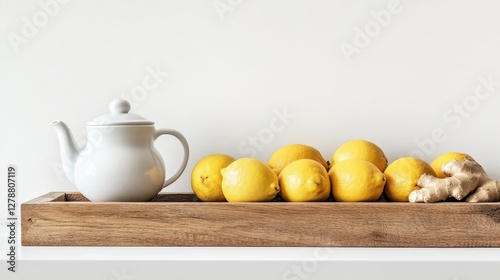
[
  {"left": 191, "top": 154, "right": 235, "bottom": 201},
  {"left": 430, "top": 152, "right": 470, "bottom": 178},
  {"left": 279, "top": 159, "right": 331, "bottom": 202},
  {"left": 384, "top": 157, "right": 436, "bottom": 202},
  {"left": 268, "top": 144, "right": 329, "bottom": 176},
  {"left": 332, "top": 140, "right": 388, "bottom": 172},
  {"left": 221, "top": 158, "right": 280, "bottom": 202},
  {"left": 329, "top": 159, "right": 385, "bottom": 202}
]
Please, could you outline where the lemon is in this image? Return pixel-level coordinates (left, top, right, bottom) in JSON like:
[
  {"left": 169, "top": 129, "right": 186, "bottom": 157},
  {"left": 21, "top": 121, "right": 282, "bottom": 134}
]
[
  {"left": 268, "top": 144, "right": 329, "bottom": 176},
  {"left": 332, "top": 140, "right": 388, "bottom": 172},
  {"left": 329, "top": 159, "right": 385, "bottom": 202},
  {"left": 191, "top": 154, "right": 235, "bottom": 201},
  {"left": 279, "top": 159, "right": 331, "bottom": 202},
  {"left": 221, "top": 158, "right": 280, "bottom": 202},
  {"left": 430, "top": 152, "right": 470, "bottom": 178},
  {"left": 383, "top": 157, "right": 436, "bottom": 202}
]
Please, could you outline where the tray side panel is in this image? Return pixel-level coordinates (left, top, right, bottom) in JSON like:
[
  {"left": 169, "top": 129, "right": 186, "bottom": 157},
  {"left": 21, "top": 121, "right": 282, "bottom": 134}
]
[{"left": 21, "top": 201, "right": 500, "bottom": 247}]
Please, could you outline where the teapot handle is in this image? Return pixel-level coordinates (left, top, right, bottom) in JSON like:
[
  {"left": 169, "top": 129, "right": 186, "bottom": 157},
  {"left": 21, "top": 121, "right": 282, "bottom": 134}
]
[{"left": 154, "top": 129, "right": 190, "bottom": 188}]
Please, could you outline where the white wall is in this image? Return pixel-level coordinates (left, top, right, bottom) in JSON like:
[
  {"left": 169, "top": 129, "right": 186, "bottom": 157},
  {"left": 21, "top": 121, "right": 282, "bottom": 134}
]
[{"left": 2, "top": 0, "right": 500, "bottom": 204}]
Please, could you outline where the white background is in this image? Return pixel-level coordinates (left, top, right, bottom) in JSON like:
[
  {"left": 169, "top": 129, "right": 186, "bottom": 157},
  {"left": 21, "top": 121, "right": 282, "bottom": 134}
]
[{"left": 1, "top": 0, "right": 500, "bottom": 276}]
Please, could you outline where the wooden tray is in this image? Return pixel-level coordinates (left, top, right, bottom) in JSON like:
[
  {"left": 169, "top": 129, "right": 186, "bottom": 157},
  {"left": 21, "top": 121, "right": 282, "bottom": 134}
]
[{"left": 21, "top": 192, "right": 500, "bottom": 247}]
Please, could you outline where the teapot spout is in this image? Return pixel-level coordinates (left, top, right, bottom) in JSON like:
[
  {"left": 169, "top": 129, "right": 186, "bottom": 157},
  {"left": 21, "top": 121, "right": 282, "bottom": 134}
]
[{"left": 49, "top": 120, "right": 82, "bottom": 184}]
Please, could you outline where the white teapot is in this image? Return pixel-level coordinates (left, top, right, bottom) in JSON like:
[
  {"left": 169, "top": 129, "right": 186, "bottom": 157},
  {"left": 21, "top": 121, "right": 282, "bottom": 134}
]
[{"left": 50, "top": 99, "right": 189, "bottom": 202}]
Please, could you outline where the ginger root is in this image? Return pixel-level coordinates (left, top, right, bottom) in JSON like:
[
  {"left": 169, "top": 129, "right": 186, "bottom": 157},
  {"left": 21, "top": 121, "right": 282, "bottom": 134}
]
[{"left": 409, "top": 157, "right": 500, "bottom": 203}]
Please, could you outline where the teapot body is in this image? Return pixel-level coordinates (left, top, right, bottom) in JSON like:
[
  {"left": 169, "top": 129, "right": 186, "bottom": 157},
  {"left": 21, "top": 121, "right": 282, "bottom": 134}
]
[
  {"left": 75, "top": 125, "right": 165, "bottom": 202},
  {"left": 51, "top": 99, "right": 189, "bottom": 202}
]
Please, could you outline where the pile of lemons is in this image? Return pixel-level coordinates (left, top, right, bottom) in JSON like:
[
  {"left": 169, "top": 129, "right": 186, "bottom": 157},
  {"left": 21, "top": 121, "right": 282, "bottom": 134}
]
[{"left": 191, "top": 140, "right": 468, "bottom": 202}]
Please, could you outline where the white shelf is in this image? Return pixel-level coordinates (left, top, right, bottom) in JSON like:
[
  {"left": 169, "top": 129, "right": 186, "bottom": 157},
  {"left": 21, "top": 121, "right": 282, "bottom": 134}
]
[{"left": 19, "top": 247, "right": 500, "bottom": 261}]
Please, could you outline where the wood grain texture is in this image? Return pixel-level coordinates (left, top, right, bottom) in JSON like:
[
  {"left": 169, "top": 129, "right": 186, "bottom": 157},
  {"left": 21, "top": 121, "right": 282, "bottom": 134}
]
[{"left": 21, "top": 192, "right": 500, "bottom": 247}]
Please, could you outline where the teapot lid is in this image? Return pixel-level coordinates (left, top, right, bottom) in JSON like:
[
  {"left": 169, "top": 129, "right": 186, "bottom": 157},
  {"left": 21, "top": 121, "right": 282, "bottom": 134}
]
[{"left": 87, "top": 99, "right": 154, "bottom": 126}]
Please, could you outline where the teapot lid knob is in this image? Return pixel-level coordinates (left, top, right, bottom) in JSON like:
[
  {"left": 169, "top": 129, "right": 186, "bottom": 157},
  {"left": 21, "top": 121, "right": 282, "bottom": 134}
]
[
  {"left": 87, "top": 99, "right": 153, "bottom": 126},
  {"left": 109, "top": 99, "right": 131, "bottom": 114}
]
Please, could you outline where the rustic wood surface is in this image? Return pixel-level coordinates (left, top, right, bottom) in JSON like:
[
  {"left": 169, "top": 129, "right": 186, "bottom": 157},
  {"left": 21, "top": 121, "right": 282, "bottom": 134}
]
[{"left": 21, "top": 192, "right": 500, "bottom": 247}]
